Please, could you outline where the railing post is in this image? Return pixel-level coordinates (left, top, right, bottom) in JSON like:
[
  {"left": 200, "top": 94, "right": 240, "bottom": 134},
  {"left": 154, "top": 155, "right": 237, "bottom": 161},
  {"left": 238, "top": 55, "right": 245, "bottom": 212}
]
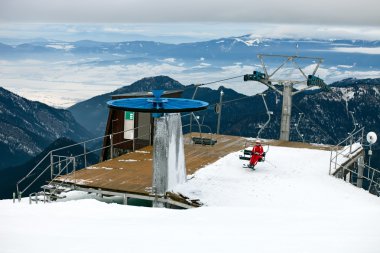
[
  {"left": 357, "top": 156, "right": 364, "bottom": 188},
  {"left": 13, "top": 192, "right": 15, "bottom": 203},
  {"left": 349, "top": 135, "right": 353, "bottom": 154},
  {"left": 216, "top": 89, "right": 224, "bottom": 135},
  {"left": 50, "top": 152, "right": 53, "bottom": 180},
  {"left": 58, "top": 156, "right": 62, "bottom": 176},
  {"left": 329, "top": 150, "right": 332, "bottom": 175},
  {"left": 83, "top": 142, "right": 87, "bottom": 168},
  {"left": 73, "top": 157, "right": 77, "bottom": 186},
  {"left": 18, "top": 192, "right": 21, "bottom": 202},
  {"left": 110, "top": 134, "right": 113, "bottom": 159},
  {"left": 368, "top": 166, "right": 376, "bottom": 193},
  {"left": 29, "top": 194, "right": 32, "bottom": 205}
]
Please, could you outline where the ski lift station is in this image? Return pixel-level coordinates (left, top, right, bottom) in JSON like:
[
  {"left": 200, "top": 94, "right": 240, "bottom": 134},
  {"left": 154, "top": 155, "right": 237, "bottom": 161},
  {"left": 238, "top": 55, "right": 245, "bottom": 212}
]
[
  {"left": 13, "top": 55, "right": 380, "bottom": 210},
  {"left": 14, "top": 55, "right": 380, "bottom": 210},
  {"left": 5, "top": 54, "right": 380, "bottom": 252}
]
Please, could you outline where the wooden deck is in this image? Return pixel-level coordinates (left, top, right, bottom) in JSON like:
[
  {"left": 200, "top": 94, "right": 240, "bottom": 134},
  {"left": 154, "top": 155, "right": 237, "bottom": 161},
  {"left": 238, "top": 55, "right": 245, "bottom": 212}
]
[
  {"left": 55, "top": 133, "right": 333, "bottom": 205},
  {"left": 55, "top": 133, "right": 246, "bottom": 197}
]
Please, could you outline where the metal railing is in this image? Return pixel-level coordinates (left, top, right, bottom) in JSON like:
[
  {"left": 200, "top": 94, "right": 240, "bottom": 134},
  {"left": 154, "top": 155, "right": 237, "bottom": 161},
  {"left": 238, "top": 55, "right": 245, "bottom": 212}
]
[
  {"left": 338, "top": 162, "right": 380, "bottom": 196},
  {"left": 329, "top": 127, "right": 365, "bottom": 175},
  {"left": 16, "top": 123, "right": 152, "bottom": 200},
  {"left": 15, "top": 112, "right": 210, "bottom": 202}
]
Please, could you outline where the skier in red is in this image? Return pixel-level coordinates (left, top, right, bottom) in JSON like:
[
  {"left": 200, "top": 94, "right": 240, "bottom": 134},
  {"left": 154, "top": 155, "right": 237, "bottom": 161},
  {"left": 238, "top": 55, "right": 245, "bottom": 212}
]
[{"left": 249, "top": 140, "right": 264, "bottom": 168}]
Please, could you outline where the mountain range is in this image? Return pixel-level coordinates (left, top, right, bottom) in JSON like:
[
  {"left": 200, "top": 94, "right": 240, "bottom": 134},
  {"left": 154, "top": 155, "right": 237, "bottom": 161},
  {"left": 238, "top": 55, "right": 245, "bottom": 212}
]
[
  {"left": 1, "top": 76, "right": 379, "bottom": 199},
  {"left": 0, "top": 87, "right": 93, "bottom": 169},
  {"left": 67, "top": 76, "right": 380, "bottom": 145},
  {"left": 1, "top": 35, "right": 379, "bottom": 70}
]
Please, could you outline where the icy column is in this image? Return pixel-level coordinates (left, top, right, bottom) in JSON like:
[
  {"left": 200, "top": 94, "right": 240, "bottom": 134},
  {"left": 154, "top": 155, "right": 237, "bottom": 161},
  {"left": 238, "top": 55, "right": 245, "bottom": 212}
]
[{"left": 153, "top": 113, "right": 186, "bottom": 207}]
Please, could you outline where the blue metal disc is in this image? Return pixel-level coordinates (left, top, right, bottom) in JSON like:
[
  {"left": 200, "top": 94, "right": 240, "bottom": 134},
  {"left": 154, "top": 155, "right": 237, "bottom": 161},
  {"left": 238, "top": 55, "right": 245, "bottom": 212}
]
[{"left": 107, "top": 90, "right": 208, "bottom": 113}]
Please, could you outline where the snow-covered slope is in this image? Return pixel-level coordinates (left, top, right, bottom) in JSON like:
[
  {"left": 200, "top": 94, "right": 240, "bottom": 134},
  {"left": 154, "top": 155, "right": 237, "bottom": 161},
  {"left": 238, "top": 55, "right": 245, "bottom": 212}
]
[{"left": 1, "top": 145, "right": 379, "bottom": 253}]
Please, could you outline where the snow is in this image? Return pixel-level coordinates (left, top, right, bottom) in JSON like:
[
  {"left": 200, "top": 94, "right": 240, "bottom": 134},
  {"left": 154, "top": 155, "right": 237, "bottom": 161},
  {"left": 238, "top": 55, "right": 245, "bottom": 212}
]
[
  {"left": 46, "top": 43, "right": 75, "bottom": 51},
  {"left": 118, "top": 159, "right": 138, "bottom": 162},
  {"left": 1, "top": 145, "right": 380, "bottom": 253}
]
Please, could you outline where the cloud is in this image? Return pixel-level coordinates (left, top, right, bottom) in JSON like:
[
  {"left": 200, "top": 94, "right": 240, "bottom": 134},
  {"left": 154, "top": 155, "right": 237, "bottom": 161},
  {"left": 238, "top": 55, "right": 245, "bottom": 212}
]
[
  {"left": 0, "top": 0, "right": 379, "bottom": 26},
  {"left": 1, "top": 58, "right": 379, "bottom": 108},
  {"left": 331, "top": 47, "right": 380, "bottom": 55}
]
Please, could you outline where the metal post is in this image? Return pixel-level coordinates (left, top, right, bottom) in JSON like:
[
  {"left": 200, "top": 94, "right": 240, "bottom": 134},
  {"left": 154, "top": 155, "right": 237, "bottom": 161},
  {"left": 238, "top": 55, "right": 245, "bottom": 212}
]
[
  {"left": 110, "top": 134, "right": 113, "bottom": 159},
  {"left": 35, "top": 194, "right": 38, "bottom": 204},
  {"left": 50, "top": 152, "right": 53, "bottom": 180},
  {"left": 280, "top": 83, "right": 293, "bottom": 141},
  {"left": 29, "top": 195, "right": 31, "bottom": 205},
  {"left": 357, "top": 156, "right": 364, "bottom": 188},
  {"left": 83, "top": 142, "right": 87, "bottom": 168},
  {"left": 216, "top": 90, "right": 224, "bottom": 135},
  {"left": 368, "top": 166, "right": 376, "bottom": 192},
  {"left": 329, "top": 150, "right": 332, "bottom": 175},
  {"left": 58, "top": 156, "right": 61, "bottom": 175},
  {"left": 189, "top": 86, "right": 199, "bottom": 135},
  {"left": 349, "top": 135, "right": 353, "bottom": 154},
  {"left": 13, "top": 192, "right": 15, "bottom": 203},
  {"left": 123, "top": 194, "right": 128, "bottom": 205},
  {"left": 73, "top": 157, "right": 77, "bottom": 186},
  {"left": 18, "top": 192, "right": 21, "bottom": 202},
  {"left": 257, "top": 94, "right": 272, "bottom": 139}
]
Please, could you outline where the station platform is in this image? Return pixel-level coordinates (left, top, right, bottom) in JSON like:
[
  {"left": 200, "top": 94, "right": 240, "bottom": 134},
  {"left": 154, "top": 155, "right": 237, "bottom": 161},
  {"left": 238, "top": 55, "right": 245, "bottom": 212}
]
[{"left": 54, "top": 133, "right": 333, "bottom": 208}]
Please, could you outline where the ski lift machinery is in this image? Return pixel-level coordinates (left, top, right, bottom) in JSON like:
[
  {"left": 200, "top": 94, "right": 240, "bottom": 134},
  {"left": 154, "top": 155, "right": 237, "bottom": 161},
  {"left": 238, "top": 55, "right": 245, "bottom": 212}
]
[{"left": 244, "top": 54, "right": 330, "bottom": 141}]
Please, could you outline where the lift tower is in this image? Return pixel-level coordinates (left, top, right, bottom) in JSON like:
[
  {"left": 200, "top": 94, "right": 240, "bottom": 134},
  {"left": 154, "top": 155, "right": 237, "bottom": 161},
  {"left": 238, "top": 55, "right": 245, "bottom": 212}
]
[{"left": 244, "top": 54, "right": 329, "bottom": 141}]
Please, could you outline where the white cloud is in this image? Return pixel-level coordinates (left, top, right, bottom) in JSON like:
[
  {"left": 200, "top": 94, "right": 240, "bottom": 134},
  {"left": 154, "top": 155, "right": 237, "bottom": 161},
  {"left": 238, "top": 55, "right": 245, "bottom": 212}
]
[
  {"left": 160, "top": 58, "right": 176, "bottom": 63},
  {"left": 1, "top": 59, "right": 379, "bottom": 108},
  {"left": 331, "top": 47, "right": 380, "bottom": 55}
]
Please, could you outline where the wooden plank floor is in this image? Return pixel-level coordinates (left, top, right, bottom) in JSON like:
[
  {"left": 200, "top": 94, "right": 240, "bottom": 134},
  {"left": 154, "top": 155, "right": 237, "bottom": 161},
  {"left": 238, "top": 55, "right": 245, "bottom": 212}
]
[
  {"left": 55, "top": 133, "right": 333, "bottom": 197},
  {"left": 55, "top": 134, "right": 246, "bottom": 196}
]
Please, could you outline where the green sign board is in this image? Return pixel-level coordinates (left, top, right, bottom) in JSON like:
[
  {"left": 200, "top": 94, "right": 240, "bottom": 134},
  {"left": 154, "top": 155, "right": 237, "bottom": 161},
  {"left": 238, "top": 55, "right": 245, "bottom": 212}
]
[{"left": 125, "top": 111, "right": 134, "bottom": 120}]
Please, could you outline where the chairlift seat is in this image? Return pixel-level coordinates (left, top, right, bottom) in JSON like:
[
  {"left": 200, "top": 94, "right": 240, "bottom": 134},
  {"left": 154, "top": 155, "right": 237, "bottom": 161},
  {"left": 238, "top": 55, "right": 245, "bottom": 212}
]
[{"left": 192, "top": 137, "right": 217, "bottom": 146}]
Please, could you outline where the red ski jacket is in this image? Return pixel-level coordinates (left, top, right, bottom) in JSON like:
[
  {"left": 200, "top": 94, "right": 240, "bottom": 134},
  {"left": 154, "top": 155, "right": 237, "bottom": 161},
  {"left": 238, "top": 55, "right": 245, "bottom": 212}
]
[{"left": 252, "top": 145, "right": 264, "bottom": 156}]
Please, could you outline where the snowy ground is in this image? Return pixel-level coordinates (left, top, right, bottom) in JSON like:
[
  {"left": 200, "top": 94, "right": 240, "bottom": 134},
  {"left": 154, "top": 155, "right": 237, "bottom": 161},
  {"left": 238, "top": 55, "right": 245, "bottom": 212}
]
[{"left": 1, "top": 146, "right": 380, "bottom": 253}]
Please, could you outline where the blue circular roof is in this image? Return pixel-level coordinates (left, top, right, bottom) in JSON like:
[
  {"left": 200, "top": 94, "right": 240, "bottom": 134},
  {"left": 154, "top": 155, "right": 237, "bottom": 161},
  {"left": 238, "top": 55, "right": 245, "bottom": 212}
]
[{"left": 107, "top": 90, "right": 209, "bottom": 113}]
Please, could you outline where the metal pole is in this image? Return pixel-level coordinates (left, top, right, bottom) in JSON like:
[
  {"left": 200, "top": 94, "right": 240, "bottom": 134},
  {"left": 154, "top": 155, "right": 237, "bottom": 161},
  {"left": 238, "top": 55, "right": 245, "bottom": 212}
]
[
  {"left": 58, "top": 156, "right": 61, "bottom": 175},
  {"left": 73, "top": 157, "right": 77, "bottom": 186},
  {"left": 83, "top": 142, "right": 87, "bottom": 168},
  {"left": 189, "top": 86, "right": 199, "bottom": 134},
  {"left": 50, "top": 152, "right": 53, "bottom": 180},
  {"left": 216, "top": 90, "right": 224, "bottom": 135},
  {"left": 110, "top": 134, "right": 113, "bottom": 159},
  {"left": 349, "top": 134, "right": 353, "bottom": 154},
  {"left": 280, "top": 83, "right": 293, "bottom": 141},
  {"left": 357, "top": 156, "right": 364, "bottom": 188},
  {"left": 257, "top": 94, "right": 271, "bottom": 139},
  {"left": 13, "top": 192, "right": 15, "bottom": 203}
]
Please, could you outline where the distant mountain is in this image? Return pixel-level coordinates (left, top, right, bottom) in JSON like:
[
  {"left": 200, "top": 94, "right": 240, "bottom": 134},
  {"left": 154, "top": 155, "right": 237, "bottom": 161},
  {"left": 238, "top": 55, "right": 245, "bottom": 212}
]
[
  {"left": 68, "top": 76, "right": 185, "bottom": 136},
  {"left": 0, "top": 138, "right": 99, "bottom": 199},
  {"left": 68, "top": 75, "right": 380, "bottom": 147},
  {"left": 0, "top": 87, "right": 93, "bottom": 169},
  {"left": 1, "top": 35, "right": 380, "bottom": 70}
]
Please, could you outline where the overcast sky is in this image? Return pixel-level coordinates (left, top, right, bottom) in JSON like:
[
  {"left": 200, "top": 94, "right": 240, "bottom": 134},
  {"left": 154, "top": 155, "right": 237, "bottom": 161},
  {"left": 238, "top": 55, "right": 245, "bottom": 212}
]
[
  {"left": 1, "top": 0, "right": 379, "bottom": 25},
  {"left": 0, "top": 0, "right": 379, "bottom": 42}
]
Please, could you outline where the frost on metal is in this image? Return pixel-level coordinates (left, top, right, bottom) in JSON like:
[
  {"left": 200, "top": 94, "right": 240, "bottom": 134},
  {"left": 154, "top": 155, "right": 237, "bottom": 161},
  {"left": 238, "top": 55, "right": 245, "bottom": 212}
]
[{"left": 153, "top": 113, "right": 186, "bottom": 196}]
